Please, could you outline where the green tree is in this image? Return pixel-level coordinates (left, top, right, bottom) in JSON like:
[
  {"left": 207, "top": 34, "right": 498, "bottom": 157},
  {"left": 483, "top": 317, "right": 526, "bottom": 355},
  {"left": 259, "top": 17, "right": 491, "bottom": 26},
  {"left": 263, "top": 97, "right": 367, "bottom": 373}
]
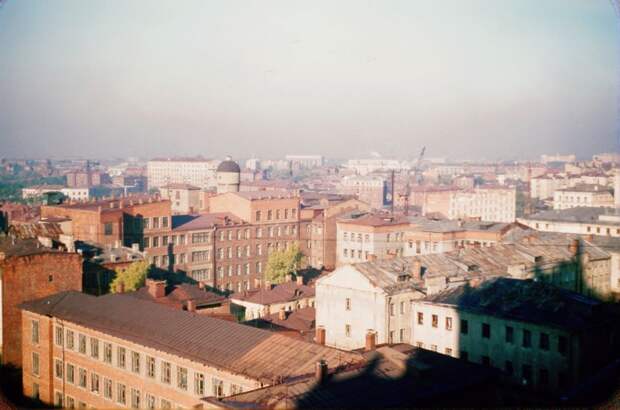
[
  {"left": 110, "top": 260, "right": 151, "bottom": 293},
  {"left": 265, "top": 243, "right": 304, "bottom": 284}
]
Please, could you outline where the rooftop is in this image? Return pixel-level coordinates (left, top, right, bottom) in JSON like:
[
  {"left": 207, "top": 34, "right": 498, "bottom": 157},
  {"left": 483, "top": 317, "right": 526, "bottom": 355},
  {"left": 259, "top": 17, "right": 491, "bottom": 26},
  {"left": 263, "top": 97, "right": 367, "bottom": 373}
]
[
  {"left": 20, "top": 291, "right": 362, "bottom": 384},
  {"left": 233, "top": 190, "right": 299, "bottom": 201},
  {"left": 172, "top": 212, "right": 245, "bottom": 231},
  {"left": 128, "top": 281, "right": 227, "bottom": 310},
  {"left": 160, "top": 183, "right": 200, "bottom": 190},
  {"left": 422, "top": 277, "right": 608, "bottom": 332},
  {"left": 523, "top": 207, "right": 619, "bottom": 226},
  {"left": 557, "top": 184, "right": 613, "bottom": 193},
  {"left": 231, "top": 280, "right": 315, "bottom": 305},
  {"left": 338, "top": 213, "right": 410, "bottom": 227}
]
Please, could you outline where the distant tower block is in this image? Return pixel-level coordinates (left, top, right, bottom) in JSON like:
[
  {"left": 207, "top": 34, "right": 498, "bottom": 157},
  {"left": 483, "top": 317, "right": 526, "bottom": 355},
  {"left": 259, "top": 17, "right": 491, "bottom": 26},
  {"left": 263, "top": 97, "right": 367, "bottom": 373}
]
[{"left": 216, "top": 156, "right": 241, "bottom": 193}]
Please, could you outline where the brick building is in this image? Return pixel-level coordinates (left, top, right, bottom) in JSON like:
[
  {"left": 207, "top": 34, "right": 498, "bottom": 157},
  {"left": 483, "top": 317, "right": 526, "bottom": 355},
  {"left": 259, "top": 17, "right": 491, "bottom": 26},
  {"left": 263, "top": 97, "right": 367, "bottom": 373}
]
[
  {"left": 20, "top": 291, "right": 361, "bottom": 408},
  {"left": 0, "top": 237, "right": 82, "bottom": 367}
]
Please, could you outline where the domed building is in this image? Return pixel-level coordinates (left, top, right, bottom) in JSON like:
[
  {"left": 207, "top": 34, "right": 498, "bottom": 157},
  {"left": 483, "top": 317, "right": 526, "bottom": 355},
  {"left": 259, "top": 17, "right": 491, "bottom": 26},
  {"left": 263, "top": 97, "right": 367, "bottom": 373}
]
[{"left": 216, "top": 156, "right": 241, "bottom": 193}]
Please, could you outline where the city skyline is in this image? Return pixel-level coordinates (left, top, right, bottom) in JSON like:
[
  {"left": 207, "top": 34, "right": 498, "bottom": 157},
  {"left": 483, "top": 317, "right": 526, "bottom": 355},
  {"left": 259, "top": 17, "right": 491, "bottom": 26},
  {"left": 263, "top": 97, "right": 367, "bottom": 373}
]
[{"left": 0, "top": 0, "right": 618, "bottom": 159}]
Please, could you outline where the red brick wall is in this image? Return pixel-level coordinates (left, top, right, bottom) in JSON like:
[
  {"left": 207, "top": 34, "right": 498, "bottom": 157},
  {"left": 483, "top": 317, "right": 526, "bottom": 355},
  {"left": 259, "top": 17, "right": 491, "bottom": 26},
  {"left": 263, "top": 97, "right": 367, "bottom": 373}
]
[{"left": 2, "top": 252, "right": 83, "bottom": 367}]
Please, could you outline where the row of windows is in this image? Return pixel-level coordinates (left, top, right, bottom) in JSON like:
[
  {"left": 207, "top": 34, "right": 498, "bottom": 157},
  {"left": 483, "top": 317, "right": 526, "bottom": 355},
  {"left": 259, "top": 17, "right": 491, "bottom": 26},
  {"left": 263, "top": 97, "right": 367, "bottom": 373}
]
[
  {"left": 343, "top": 324, "right": 408, "bottom": 344},
  {"left": 414, "top": 314, "right": 569, "bottom": 356},
  {"left": 142, "top": 216, "right": 170, "bottom": 230},
  {"left": 52, "top": 326, "right": 243, "bottom": 397},
  {"left": 255, "top": 208, "right": 297, "bottom": 222}
]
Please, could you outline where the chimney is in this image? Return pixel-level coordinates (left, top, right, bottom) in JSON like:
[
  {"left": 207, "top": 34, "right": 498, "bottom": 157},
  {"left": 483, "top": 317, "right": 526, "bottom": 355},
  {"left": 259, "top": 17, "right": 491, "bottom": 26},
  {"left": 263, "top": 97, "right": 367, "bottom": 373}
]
[
  {"left": 278, "top": 307, "right": 286, "bottom": 321},
  {"left": 365, "top": 330, "right": 376, "bottom": 351},
  {"left": 296, "top": 275, "right": 304, "bottom": 286},
  {"left": 109, "top": 201, "right": 115, "bottom": 209},
  {"left": 569, "top": 238, "right": 579, "bottom": 256},
  {"left": 285, "top": 274, "right": 292, "bottom": 282},
  {"left": 411, "top": 260, "right": 423, "bottom": 280},
  {"left": 187, "top": 300, "right": 196, "bottom": 313},
  {"left": 116, "top": 281, "right": 125, "bottom": 293},
  {"left": 316, "top": 326, "right": 326, "bottom": 345},
  {"left": 315, "top": 360, "right": 328, "bottom": 384},
  {"left": 264, "top": 280, "right": 272, "bottom": 290},
  {"left": 147, "top": 279, "right": 166, "bottom": 298}
]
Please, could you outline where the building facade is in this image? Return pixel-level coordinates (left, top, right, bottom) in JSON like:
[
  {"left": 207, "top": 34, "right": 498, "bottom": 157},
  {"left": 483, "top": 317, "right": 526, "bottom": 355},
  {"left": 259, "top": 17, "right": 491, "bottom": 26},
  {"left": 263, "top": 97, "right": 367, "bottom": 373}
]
[{"left": 147, "top": 158, "right": 220, "bottom": 190}]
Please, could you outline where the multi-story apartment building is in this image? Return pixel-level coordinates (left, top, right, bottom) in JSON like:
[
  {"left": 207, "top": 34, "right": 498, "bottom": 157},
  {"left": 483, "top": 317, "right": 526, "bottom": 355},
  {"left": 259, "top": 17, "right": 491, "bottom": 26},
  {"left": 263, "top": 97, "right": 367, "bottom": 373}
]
[
  {"left": 336, "top": 213, "right": 410, "bottom": 266},
  {"left": 518, "top": 207, "right": 620, "bottom": 238},
  {"left": 20, "top": 291, "right": 362, "bottom": 408},
  {"left": 541, "top": 154, "right": 576, "bottom": 164},
  {"left": 448, "top": 187, "right": 516, "bottom": 223},
  {"left": 338, "top": 175, "right": 387, "bottom": 209},
  {"left": 158, "top": 183, "right": 201, "bottom": 214},
  {"left": 41, "top": 197, "right": 172, "bottom": 250},
  {"left": 553, "top": 184, "right": 614, "bottom": 210},
  {"left": 530, "top": 175, "right": 569, "bottom": 200},
  {"left": 22, "top": 186, "right": 91, "bottom": 202},
  {"left": 302, "top": 197, "right": 370, "bottom": 270},
  {"left": 147, "top": 158, "right": 220, "bottom": 190},
  {"left": 0, "top": 237, "right": 82, "bottom": 367},
  {"left": 284, "top": 155, "right": 324, "bottom": 169},
  {"left": 411, "top": 278, "right": 618, "bottom": 393},
  {"left": 315, "top": 259, "right": 426, "bottom": 350},
  {"left": 345, "top": 159, "right": 410, "bottom": 175}
]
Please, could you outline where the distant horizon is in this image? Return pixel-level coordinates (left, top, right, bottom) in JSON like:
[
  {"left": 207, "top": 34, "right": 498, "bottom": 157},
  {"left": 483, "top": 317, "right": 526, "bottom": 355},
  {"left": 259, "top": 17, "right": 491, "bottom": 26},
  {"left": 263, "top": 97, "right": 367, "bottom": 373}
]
[{"left": 1, "top": 0, "right": 619, "bottom": 159}]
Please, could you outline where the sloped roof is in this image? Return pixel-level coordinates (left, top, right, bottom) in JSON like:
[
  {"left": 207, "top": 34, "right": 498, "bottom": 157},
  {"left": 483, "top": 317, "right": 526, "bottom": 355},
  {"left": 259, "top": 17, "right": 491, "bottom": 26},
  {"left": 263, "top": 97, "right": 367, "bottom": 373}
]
[
  {"left": 232, "top": 281, "right": 315, "bottom": 305},
  {"left": 20, "top": 291, "right": 361, "bottom": 383}
]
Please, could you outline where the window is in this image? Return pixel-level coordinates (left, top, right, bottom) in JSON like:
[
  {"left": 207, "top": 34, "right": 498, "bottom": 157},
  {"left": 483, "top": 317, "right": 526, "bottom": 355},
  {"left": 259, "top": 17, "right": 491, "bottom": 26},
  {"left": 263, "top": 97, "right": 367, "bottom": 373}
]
[
  {"left": 55, "top": 359, "right": 63, "bottom": 378},
  {"left": 146, "top": 393, "right": 156, "bottom": 410},
  {"left": 162, "top": 216, "right": 169, "bottom": 228},
  {"left": 345, "top": 324, "right": 351, "bottom": 337},
  {"left": 78, "top": 368, "right": 87, "bottom": 388},
  {"left": 430, "top": 344, "right": 437, "bottom": 352},
  {"left": 104, "top": 378, "right": 112, "bottom": 400},
  {"left": 417, "top": 312, "right": 424, "bottom": 325},
  {"left": 91, "top": 373, "right": 100, "bottom": 394},
  {"left": 505, "top": 326, "right": 514, "bottom": 343},
  {"left": 32, "top": 352, "right": 40, "bottom": 376},
  {"left": 539, "top": 333, "right": 549, "bottom": 351},
  {"left": 116, "top": 383, "right": 126, "bottom": 405},
  {"left": 267, "top": 210, "right": 272, "bottom": 220},
  {"left": 230, "top": 384, "right": 243, "bottom": 395},
  {"left": 400, "top": 328, "right": 406, "bottom": 342},
  {"left": 522, "top": 365, "right": 532, "bottom": 384},
  {"left": 345, "top": 298, "right": 351, "bottom": 311},
  {"left": 432, "top": 314, "right": 438, "bottom": 328},
  {"left": 445, "top": 347, "right": 453, "bottom": 356},
  {"left": 104, "top": 342, "right": 112, "bottom": 364},
  {"left": 32, "top": 383, "right": 39, "bottom": 400},
  {"left": 481, "top": 323, "right": 491, "bottom": 338},
  {"left": 54, "top": 391, "right": 63, "bottom": 407},
  {"left": 131, "top": 388, "right": 141, "bottom": 409},
  {"left": 194, "top": 373, "right": 205, "bottom": 396},
  {"left": 146, "top": 356, "right": 155, "bottom": 378},
  {"left": 177, "top": 366, "right": 188, "bottom": 390},
  {"left": 389, "top": 331, "right": 395, "bottom": 344},
  {"left": 66, "top": 329, "right": 74, "bottom": 350},
  {"left": 161, "top": 361, "right": 171, "bottom": 384},
  {"left": 152, "top": 217, "right": 160, "bottom": 229},
  {"left": 66, "top": 364, "right": 75, "bottom": 384},
  {"left": 389, "top": 303, "right": 395, "bottom": 316},
  {"left": 460, "top": 319, "right": 468, "bottom": 334},
  {"left": 505, "top": 361, "right": 514, "bottom": 376},
  {"left": 131, "top": 351, "right": 140, "bottom": 373},
  {"left": 522, "top": 329, "right": 531, "bottom": 348},
  {"left": 256, "top": 211, "right": 261, "bottom": 222},
  {"left": 400, "top": 301, "right": 406, "bottom": 314},
  {"left": 104, "top": 223, "right": 113, "bottom": 235},
  {"left": 31, "top": 320, "right": 39, "bottom": 344},
  {"left": 78, "top": 334, "right": 86, "bottom": 354},
  {"left": 558, "top": 335, "right": 567, "bottom": 356},
  {"left": 55, "top": 326, "right": 64, "bottom": 346},
  {"left": 90, "top": 338, "right": 99, "bottom": 359},
  {"left": 66, "top": 396, "right": 75, "bottom": 409},
  {"left": 445, "top": 317, "right": 453, "bottom": 330},
  {"left": 117, "top": 347, "right": 126, "bottom": 368},
  {"left": 213, "top": 378, "right": 224, "bottom": 398}
]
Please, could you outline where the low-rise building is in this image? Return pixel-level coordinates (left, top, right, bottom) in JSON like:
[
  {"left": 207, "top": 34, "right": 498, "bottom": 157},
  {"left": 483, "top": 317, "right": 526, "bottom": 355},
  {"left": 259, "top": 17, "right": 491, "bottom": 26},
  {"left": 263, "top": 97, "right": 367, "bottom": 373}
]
[
  {"left": 518, "top": 207, "right": 620, "bottom": 238},
  {"left": 411, "top": 278, "right": 619, "bottom": 393},
  {"left": 159, "top": 183, "right": 201, "bottom": 214},
  {"left": 20, "top": 291, "right": 361, "bottom": 408},
  {"left": 448, "top": 186, "right": 516, "bottom": 223},
  {"left": 338, "top": 175, "right": 387, "bottom": 209}
]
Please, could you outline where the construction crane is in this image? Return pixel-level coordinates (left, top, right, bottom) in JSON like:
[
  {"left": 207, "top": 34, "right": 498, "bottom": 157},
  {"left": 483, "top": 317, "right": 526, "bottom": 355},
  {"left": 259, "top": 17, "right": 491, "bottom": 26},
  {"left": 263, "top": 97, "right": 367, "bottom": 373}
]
[{"left": 402, "top": 146, "right": 425, "bottom": 216}]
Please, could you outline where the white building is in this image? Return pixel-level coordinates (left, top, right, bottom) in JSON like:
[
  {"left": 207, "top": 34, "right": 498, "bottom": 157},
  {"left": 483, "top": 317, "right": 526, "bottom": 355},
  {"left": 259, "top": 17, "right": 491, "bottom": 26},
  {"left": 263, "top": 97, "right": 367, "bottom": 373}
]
[
  {"left": 60, "top": 187, "right": 90, "bottom": 201},
  {"left": 411, "top": 278, "right": 617, "bottom": 393},
  {"left": 345, "top": 159, "right": 410, "bottom": 176},
  {"left": 285, "top": 155, "right": 324, "bottom": 169},
  {"left": 315, "top": 261, "right": 425, "bottom": 350},
  {"left": 541, "top": 154, "right": 576, "bottom": 164},
  {"left": 553, "top": 184, "right": 614, "bottom": 210},
  {"left": 448, "top": 187, "right": 516, "bottom": 223},
  {"left": 518, "top": 207, "right": 620, "bottom": 237},
  {"left": 21, "top": 185, "right": 65, "bottom": 199},
  {"left": 147, "top": 158, "right": 219, "bottom": 190}
]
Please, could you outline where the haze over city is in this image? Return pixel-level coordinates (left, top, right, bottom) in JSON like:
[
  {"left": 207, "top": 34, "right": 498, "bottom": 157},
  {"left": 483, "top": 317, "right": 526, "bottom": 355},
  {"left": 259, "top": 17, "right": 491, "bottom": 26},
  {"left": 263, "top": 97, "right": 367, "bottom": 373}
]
[{"left": 0, "top": 0, "right": 618, "bottom": 160}]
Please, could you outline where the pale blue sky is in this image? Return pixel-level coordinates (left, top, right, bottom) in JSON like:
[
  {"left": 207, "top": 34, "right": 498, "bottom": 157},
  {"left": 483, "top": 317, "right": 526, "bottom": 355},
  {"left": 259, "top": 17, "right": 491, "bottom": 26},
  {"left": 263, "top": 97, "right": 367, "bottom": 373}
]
[{"left": 0, "top": 0, "right": 618, "bottom": 160}]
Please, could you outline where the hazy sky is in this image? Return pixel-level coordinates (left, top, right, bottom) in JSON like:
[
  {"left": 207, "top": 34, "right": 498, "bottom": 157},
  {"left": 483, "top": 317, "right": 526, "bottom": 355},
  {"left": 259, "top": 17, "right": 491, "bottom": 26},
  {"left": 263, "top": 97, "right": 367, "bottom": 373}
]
[{"left": 0, "top": 0, "right": 618, "bottom": 160}]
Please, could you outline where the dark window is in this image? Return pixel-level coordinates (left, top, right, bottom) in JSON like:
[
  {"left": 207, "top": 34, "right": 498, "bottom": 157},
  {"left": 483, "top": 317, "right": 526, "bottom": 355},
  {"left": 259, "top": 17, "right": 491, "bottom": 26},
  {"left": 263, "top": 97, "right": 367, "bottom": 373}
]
[
  {"left": 417, "top": 312, "right": 423, "bottom": 325},
  {"left": 559, "top": 372, "right": 570, "bottom": 389},
  {"left": 522, "top": 365, "right": 532, "bottom": 384},
  {"left": 104, "top": 223, "right": 113, "bottom": 236},
  {"left": 558, "top": 336, "right": 567, "bottom": 356},
  {"left": 481, "top": 356, "right": 490, "bottom": 367},
  {"left": 460, "top": 319, "right": 469, "bottom": 335},
  {"left": 431, "top": 315, "right": 438, "bottom": 328},
  {"left": 48, "top": 274, "right": 53, "bottom": 282},
  {"left": 523, "top": 329, "right": 531, "bottom": 348},
  {"left": 482, "top": 323, "right": 491, "bottom": 339},
  {"left": 539, "top": 368, "right": 549, "bottom": 386},
  {"left": 539, "top": 333, "right": 549, "bottom": 351},
  {"left": 505, "top": 361, "right": 513, "bottom": 376},
  {"left": 505, "top": 326, "right": 514, "bottom": 343},
  {"left": 460, "top": 351, "right": 469, "bottom": 361}
]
